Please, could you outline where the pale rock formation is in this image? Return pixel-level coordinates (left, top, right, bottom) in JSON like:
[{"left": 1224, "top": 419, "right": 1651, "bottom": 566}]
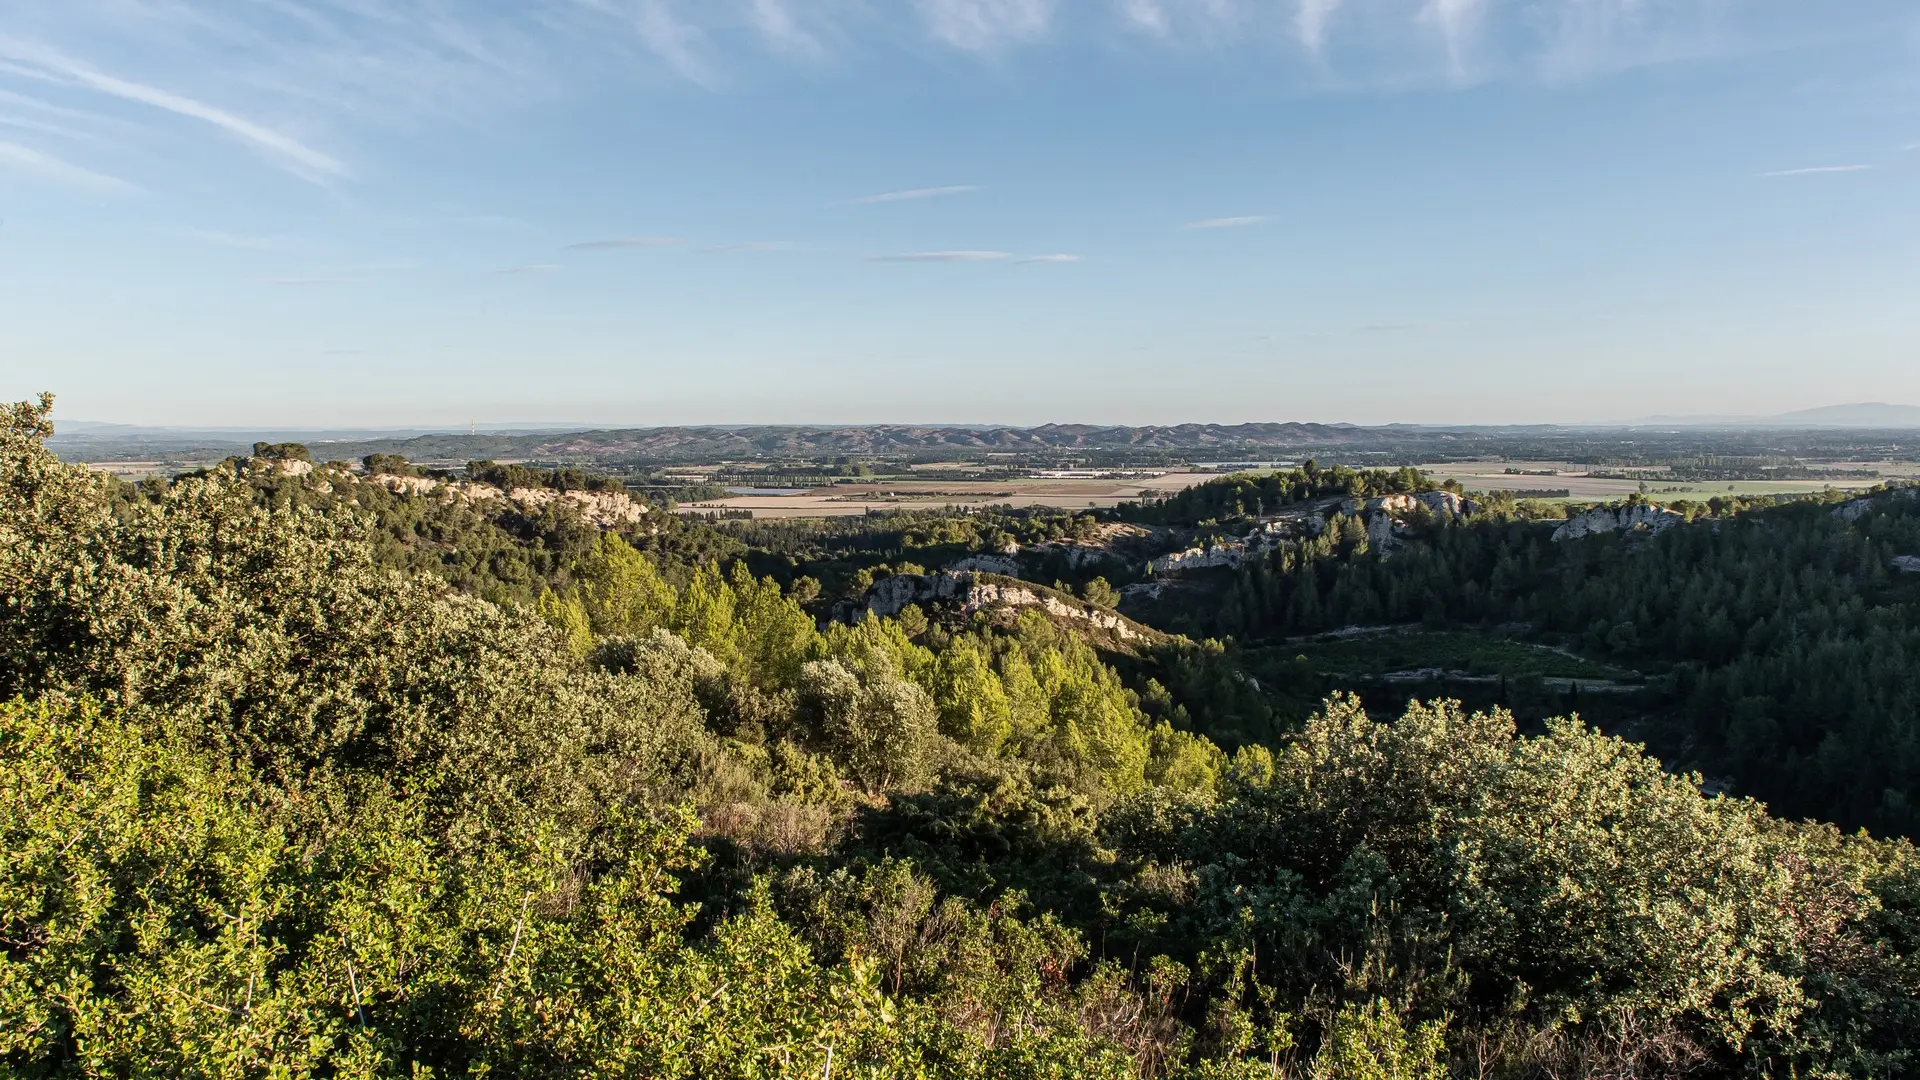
[
  {"left": 1414, "top": 490, "right": 1479, "bottom": 519},
  {"left": 369, "top": 473, "right": 439, "bottom": 496},
  {"left": 1366, "top": 493, "right": 1420, "bottom": 516},
  {"left": 1835, "top": 499, "right": 1875, "bottom": 524},
  {"left": 1150, "top": 542, "right": 1248, "bottom": 573},
  {"left": 1150, "top": 489, "right": 1482, "bottom": 570},
  {"left": 1367, "top": 511, "right": 1399, "bottom": 552},
  {"left": 1834, "top": 484, "right": 1919, "bottom": 523},
  {"left": 510, "top": 487, "right": 650, "bottom": 526},
  {"left": 1028, "top": 542, "right": 1117, "bottom": 570},
  {"left": 357, "top": 472, "right": 646, "bottom": 526},
  {"left": 1359, "top": 491, "right": 1479, "bottom": 556},
  {"left": 948, "top": 554, "right": 1021, "bottom": 575},
  {"left": 1895, "top": 555, "right": 1920, "bottom": 574},
  {"left": 849, "top": 572, "right": 1148, "bottom": 642},
  {"left": 1552, "top": 503, "right": 1685, "bottom": 542}
]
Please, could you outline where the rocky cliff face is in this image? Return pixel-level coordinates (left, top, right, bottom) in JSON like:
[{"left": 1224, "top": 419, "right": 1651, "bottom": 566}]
[
  {"left": 508, "top": 486, "right": 650, "bottom": 526},
  {"left": 1552, "top": 503, "right": 1684, "bottom": 543},
  {"left": 946, "top": 554, "right": 1022, "bottom": 575},
  {"left": 360, "top": 471, "right": 649, "bottom": 527},
  {"left": 843, "top": 572, "right": 1151, "bottom": 642},
  {"left": 1895, "top": 555, "right": 1920, "bottom": 574},
  {"left": 1833, "top": 483, "right": 1919, "bottom": 523},
  {"left": 1149, "top": 489, "right": 1484, "bottom": 571},
  {"left": 1149, "top": 542, "right": 1250, "bottom": 573}
]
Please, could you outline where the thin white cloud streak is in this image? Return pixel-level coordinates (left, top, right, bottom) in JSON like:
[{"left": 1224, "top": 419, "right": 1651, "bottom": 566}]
[
  {"left": 1295, "top": 0, "right": 1343, "bottom": 53},
  {"left": 919, "top": 0, "right": 1053, "bottom": 51},
  {"left": 0, "top": 0, "right": 1876, "bottom": 200},
  {"left": 455, "top": 214, "right": 537, "bottom": 229},
  {"left": 869, "top": 250, "right": 1010, "bottom": 262},
  {"left": 1760, "top": 165, "right": 1873, "bottom": 177},
  {"left": 1186, "top": 215, "right": 1267, "bottom": 228},
  {"left": 1423, "top": 0, "right": 1488, "bottom": 77},
  {"left": 628, "top": 0, "right": 712, "bottom": 85},
  {"left": 0, "top": 42, "right": 346, "bottom": 179},
  {"left": 565, "top": 236, "right": 684, "bottom": 249},
  {"left": 749, "top": 0, "right": 826, "bottom": 59},
  {"left": 168, "top": 226, "right": 285, "bottom": 249},
  {"left": 1016, "top": 253, "right": 1081, "bottom": 263},
  {"left": 0, "top": 138, "right": 132, "bottom": 192},
  {"left": 0, "top": 113, "right": 92, "bottom": 140},
  {"left": 1119, "top": 0, "right": 1169, "bottom": 35},
  {"left": 856, "top": 184, "right": 978, "bottom": 204}
]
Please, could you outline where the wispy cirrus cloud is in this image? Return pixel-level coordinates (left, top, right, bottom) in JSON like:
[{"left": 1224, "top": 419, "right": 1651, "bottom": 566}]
[
  {"left": 624, "top": 0, "right": 713, "bottom": 86},
  {"left": 0, "top": 0, "right": 1898, "bottom": 205},
  {"left": 856, "top": 185, "right": 978, "bottom": 204},
  {"left": 1761, "top": 164, "right": 1873, "bottom": 177},
  {"left": 1119, "top": 0, "right": 1170, "bottom": 36},
  {"left": 0, "top": 41, "right": 346, "bottom": 181},
  {"left": 705, "top": 241, "right": 797, "bottom": 252},
  {"left": 165, "top": 226, "right": 287, "bottom": 249},
  {"left": 748, "top": 0, "right": 829, "bottom": 59},
  {"left": 869, "top": 249, "right": 1011, "bottom": 262},
  {"left": 1017, "top": 253, "right": 1082, "bottom": 263},
  {"left": 1422, "top": 0, "right": 1489, "bottom": 78},
  {"left": 1186, "top": 215, "right": 1267, "bottom": 229},
  {"left": 565, "top": 236, "right": 684, "bottom": 250},
  {"left": 919, "top": 0, "right": 1053, "bottom": 51},
  {"left": 1295, "top": 0, "right": 1344, "bottom": 53},
  {"left": 0, "top": 137, "right": 131, "bottom": 192}
]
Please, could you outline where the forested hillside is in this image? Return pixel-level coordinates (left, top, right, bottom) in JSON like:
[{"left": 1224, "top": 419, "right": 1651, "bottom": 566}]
[
  {"left": 1152, "top": 479, "right": 1920, "bottom": 838},
  {"left": 7, "top": 395, "right": 1920, "bottom": 1078}
]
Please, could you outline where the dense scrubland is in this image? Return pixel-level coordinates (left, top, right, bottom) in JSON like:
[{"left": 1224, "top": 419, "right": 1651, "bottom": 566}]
[{"left": 7, "top": 394, "right": 1920, "bottom": 1078}]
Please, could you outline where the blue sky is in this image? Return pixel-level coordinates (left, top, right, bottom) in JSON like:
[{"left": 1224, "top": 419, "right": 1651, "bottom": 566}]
[{"left": 2, "top": 1, "right": 1916, "bottom": 427}]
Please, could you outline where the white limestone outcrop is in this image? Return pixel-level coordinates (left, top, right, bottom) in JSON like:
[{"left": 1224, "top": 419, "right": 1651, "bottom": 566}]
[
  {"left": 1552, "top": 503, "right": 1684, "bottom": 543},
  {"left": 358, "top": 472, "right": 648, "bottom": 526},
  {"left": 1834, "top": 484, "right": 1919, "bottom": 523},
  {"left": 1149, "top": 542, "right": 1248, "bottom": 573},
  {"left": 848, "top": 572, "right": 1148, "bottom": 641},
  {"left": 947, "top": 554, "right": 1021, "bottom": 575},
  {"left": 510, "top": 486, "right": 650, "bottom": 526}
]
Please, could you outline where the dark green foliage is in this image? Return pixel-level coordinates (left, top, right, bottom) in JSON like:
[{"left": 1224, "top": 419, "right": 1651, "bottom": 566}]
[
  {"left": 249, "top": 440, "right": 312, "bottom": 462},
  {"left": 8, "top": 396, "right": 1920, "bottom": 1077},
  {"left": 1126, "top": 462, "right": 1436, "bottom": 528},
  {"left": 1195, "top": 489, "right": 1920, "bottom": 836},
  {"left": 466, "top": 458, "right": 630, "bottom": 493}
]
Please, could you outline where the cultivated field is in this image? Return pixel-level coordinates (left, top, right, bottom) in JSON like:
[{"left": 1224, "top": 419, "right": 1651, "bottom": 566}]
[
  {"left": 681, "top": 471, "right": 1215, "bottom": 518},
  {"left": 1421, "top": 460, "right": 1917, "bottom": 503}
]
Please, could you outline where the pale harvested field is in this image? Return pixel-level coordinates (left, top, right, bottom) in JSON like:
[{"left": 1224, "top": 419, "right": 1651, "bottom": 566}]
[
  {"left": 682, "top": 472, "right": 1218, "bottom": 518},
  {"left": 1421, "top": 461, "right": 1908, "bottom": 503}
]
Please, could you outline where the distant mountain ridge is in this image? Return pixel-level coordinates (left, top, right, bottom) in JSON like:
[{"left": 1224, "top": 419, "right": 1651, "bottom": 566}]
[
  {"left": 325, "top": 422, "right": 1418, "bottom": 462},
  {"left": 1633, "top": 403, "right": 1920, "bottom": 428},
  {"left": 47, "top": 408, "right": 1920, "bottom": 464},
  {"left": 1770, "top": 403, "right": 1920, "bottom": 427}
]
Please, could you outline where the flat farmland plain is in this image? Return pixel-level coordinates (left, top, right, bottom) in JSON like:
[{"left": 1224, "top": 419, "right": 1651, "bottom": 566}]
[
  {"left": 1421, "top": 460, "right": 1917, "bottom": 503},
  {"left": 681, "top": 471, "right": 1215, "bottom": 518}
]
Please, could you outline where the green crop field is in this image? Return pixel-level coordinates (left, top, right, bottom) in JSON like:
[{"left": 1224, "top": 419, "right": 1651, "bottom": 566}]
[{"left": 1256, "top": 629, "right": 1627, "bottom": 682}]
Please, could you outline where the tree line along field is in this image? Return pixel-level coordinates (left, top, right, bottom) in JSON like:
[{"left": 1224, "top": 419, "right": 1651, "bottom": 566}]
[
  {"left": 11, "top": 394, "right": 1920, "bottom": 1078},
  {"left": 1420, "top": 459, "right": 1920, "bottom": 505}
]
